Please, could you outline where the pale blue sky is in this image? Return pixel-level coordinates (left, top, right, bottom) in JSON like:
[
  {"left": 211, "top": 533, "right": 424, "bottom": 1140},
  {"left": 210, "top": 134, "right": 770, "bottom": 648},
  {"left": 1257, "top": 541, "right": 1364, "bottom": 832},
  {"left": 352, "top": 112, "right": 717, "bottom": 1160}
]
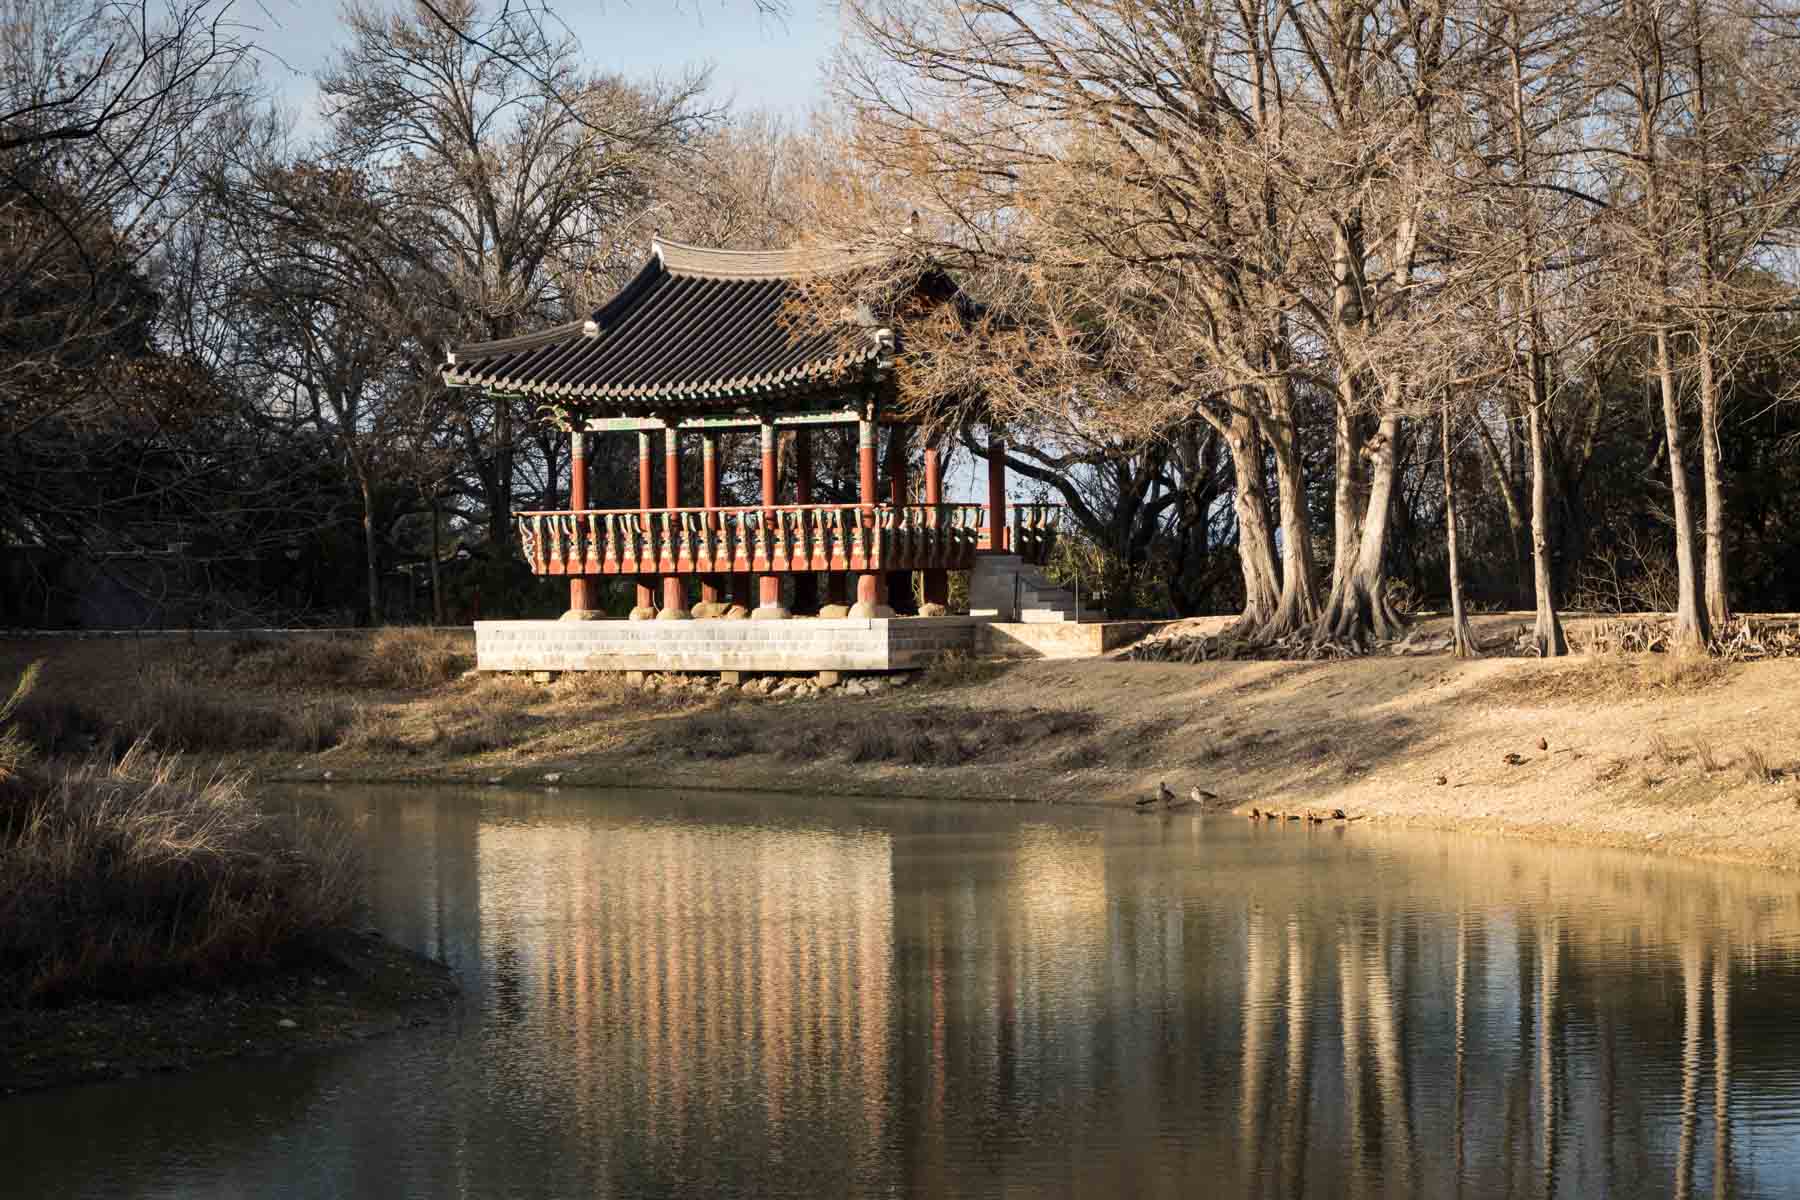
[{"left": 252, "top": 1, "right": 842, "bottom": 130}]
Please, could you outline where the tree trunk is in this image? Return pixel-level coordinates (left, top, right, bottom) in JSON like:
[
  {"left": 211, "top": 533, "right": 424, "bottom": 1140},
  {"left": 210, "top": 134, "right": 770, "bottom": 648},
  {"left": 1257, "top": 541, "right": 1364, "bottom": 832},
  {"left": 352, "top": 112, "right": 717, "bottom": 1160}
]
[
  {"left": 358, "top": 471, "right": 382, "bottom": 627},
  {"left": 1690, "top": 0, "right": 1730, "bottom": 630},
  {"left": 1227, "top": 409, "right": 1281, "bottom": 633},
  {"left": 1313, "top": 409, "right": 1406, "bottom": 647},
  {"left": 1444, "top": 398, "right": 1479, "bottom": 658},
  {"left": 1653, "top": 328, "right": 1712, "bottom": 653},
  {"left": 1528, "top": 385, "right": 1567, "bottom": 657},
  {"left": 1696, "top": 305, "right": 1730, "bottom": 629},
  {"left": 1328, "top": 381, "right": 1364, "bottom": 602},
  {"left": 1264, "top": 381, "right": 1321, "bottom": 637},
  {"left": 429, "top": 489, "right": 445, "bottom": 625}
]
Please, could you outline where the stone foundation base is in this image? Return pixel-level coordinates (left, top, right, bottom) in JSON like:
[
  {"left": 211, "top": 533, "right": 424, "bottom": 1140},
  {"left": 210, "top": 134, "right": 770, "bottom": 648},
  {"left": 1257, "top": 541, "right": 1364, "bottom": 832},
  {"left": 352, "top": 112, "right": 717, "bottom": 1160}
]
[
  {"left": 477, "top": 616, "right": 976, "bottom": 673},
  {"left": 559, "top": 609, "right": 607, "bottom": 621}
]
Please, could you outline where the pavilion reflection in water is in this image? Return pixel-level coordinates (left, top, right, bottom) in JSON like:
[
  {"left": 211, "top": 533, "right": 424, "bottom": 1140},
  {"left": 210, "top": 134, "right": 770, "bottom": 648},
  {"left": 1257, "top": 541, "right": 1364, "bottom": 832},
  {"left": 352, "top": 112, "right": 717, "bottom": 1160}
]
[{"left": 327, "top": 792, "right": 1800, "bottom": 1199}]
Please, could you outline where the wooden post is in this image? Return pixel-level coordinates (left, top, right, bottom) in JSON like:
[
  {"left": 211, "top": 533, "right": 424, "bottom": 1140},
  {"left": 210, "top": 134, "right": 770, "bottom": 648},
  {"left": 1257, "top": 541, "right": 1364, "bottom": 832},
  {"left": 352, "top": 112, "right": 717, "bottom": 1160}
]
[
  {"left": 886, "top": 423, "right": 916, "bottom": 614},
  {"left": 923, "top": 437, "right": 949, "bottom": 609},
  {"left": 630, "top": 431, "right": 656, "bottom": 619},
  {"left": 563, "top": 428, "right": 597, "bottom": 618},
  {"left": 792, "top": 427, "right": 817, "bottom": 615},
  {"left": 659, "top": 426, "right": 691, "bottom": 619},
  {"left": 754, "top": 420, "right": 788, "bottom": 619},
  {"left": 701, "top": 431, "right": 723, "bottom": 606},
  {"left": 853, "top": 415, "right": 890, "bottom": 617},
  {"left": 986, "top": 431, "right": 1007, "bottom": 553}
]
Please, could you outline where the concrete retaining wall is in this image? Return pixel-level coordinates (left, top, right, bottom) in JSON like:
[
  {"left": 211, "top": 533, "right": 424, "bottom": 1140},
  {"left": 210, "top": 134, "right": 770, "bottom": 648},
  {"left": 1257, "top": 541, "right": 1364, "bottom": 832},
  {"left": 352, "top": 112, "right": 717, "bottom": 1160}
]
[
  {"left": 476, "top": 617, "right": 976, "bottom": 674},
  {"left": 977, "top": 620, "right": 1167, "bottom": 659}
]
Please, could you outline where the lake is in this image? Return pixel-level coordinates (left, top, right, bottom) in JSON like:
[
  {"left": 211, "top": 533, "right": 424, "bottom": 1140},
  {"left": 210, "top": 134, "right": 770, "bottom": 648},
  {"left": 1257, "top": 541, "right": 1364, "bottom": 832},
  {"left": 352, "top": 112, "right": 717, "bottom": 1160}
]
[{"left": 8, "top": 784, "right": 1800, "bottom": 1198}]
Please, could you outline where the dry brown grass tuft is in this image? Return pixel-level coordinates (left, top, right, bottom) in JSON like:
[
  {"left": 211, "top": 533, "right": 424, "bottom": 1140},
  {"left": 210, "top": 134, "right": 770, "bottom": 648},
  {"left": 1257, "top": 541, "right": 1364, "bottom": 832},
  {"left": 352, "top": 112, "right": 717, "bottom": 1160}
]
[
  {"left": 361, "top": 628, "right": 471, "bottom": 689},
  {"left": 167, "top": 630, "right": 471, "bottom": 692},
  {"left": 1742, "top": 746, "right": 1779, "bottom": 786},
  {"left": 1646, "top": 733, "right": 1688, "bottom": 767},
  {"left": 1695, "top": 738, "right": 1725, "bottom": 775},
  {"left": 108, "top": 671, "right": 353, "bottom": 755},
  {"left": 0, "top": 742, "right": 362, "bottom": 1006},
  {"left": 1489, "top": 653, "right": 1737, "bottom": 706},
  {"left": 922, "top": 651, "right": 1009, "bottom": 689}
]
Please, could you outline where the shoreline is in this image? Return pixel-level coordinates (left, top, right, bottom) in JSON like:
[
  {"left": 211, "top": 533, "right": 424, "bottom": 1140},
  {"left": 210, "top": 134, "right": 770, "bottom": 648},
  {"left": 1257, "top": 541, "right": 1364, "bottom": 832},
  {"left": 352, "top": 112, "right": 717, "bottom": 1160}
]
[
  {"left": 0, "top": 929, "right": 457, "bottom": 1097},
  {"left": 7, "top": 630, "right": 1800, "bottom": 874}
]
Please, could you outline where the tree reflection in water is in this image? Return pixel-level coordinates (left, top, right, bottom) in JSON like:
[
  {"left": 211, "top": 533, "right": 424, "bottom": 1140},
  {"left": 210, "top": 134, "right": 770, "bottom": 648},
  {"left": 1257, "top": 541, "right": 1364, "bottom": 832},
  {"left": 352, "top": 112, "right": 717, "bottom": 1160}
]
[{"left": 6, "top": 789, "right": 1800, "bottom": 1200}]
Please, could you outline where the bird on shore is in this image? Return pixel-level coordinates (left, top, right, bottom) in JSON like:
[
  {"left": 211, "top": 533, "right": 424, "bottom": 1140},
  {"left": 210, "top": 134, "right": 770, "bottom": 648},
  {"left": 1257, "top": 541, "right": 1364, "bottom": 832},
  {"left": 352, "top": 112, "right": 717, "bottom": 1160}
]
[
  {"left": 1137, "top": 781, "right": 1176, "bottom": 808},
  {"left": 1190, "top": 786, "right": 1218, "bottom": 805}
]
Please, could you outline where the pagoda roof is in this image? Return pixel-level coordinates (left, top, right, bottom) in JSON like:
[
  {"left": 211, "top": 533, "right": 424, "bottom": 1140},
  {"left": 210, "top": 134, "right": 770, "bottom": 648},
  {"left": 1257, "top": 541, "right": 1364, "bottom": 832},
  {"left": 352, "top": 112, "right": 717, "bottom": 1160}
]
[{"left": 441, "top": 238, "right": 893, "bottom": 410}]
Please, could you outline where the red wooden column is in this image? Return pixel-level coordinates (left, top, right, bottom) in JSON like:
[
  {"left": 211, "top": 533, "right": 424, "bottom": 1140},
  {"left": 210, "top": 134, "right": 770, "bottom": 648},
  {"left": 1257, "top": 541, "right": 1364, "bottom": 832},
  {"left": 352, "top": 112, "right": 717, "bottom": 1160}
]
[
  {"left": 922, "top": 436, "right": 949, "bottom": 609},
  {"left": 700, "top": 431, "right": 723, "bottom": 606},
  {"left": 659, "top": 427, "right": 691, "bottom": 619},
  {"left": 753, "top": 420, "right": 789, "bottom": 619},
  {"left": 564, "top": 428, "right": 598, "bottom": 617},
  {"left": 852, "top": 415, "right": 890, "bottom": 617},
  {"left": 631, "top": 431, "right": 656, "bottom": 619},
  {"left": 886, "top": 423, "right": 916, "bottom": 614},
  {"left": 986, "top": 432, "right": 1008, "bottom": 553},
  {"left": 791, "top": 428, "right": 818, "bottom": 614}
]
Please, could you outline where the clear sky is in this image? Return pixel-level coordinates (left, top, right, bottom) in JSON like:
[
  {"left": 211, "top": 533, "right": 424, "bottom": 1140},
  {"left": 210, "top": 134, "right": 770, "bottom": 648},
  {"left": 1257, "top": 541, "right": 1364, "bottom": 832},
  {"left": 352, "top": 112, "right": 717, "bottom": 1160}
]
[{"left": 253, "top": 1, "right": 842, "bottom": 131}]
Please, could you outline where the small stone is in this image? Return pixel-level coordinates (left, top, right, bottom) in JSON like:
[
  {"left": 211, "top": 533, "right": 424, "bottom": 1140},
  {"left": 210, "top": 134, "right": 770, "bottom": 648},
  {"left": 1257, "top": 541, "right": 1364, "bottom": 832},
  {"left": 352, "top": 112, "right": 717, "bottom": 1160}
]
[
  {"left": 277, "top": 1019, "right": 298, "bottom": 1030},
  {"left": 889, "top": 674, "right": 913, "bottom": 687},
  {"left": 918, "top": 602, "right": 949, "bottom": 618},
  {"left": 817, "top": 604, "right": 852, "bottom": 619},
  {"left": 312, "top": 976, "right": 328, "bottom": 987}
]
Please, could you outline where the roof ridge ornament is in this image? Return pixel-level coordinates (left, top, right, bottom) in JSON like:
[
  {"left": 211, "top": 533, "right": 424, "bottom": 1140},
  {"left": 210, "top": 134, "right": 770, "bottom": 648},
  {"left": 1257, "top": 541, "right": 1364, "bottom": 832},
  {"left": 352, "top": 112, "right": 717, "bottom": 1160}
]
[{"left": 650, "top": 235, "right": 890, "bottom": 282}]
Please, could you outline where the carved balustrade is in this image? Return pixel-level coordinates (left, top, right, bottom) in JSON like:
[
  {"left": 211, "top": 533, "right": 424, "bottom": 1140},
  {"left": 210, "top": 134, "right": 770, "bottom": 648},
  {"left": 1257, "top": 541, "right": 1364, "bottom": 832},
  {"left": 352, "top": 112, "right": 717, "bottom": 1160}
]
[{"left": 516, "top": 502, "right": 1063, "bottom": 576}]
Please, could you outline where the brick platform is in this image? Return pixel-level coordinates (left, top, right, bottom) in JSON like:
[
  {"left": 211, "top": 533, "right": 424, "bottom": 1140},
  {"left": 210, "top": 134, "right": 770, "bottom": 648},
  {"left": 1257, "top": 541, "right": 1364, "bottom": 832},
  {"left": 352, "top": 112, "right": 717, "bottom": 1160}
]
[{"left": 475, "top": 617, "right": 977, "bottom": 674}]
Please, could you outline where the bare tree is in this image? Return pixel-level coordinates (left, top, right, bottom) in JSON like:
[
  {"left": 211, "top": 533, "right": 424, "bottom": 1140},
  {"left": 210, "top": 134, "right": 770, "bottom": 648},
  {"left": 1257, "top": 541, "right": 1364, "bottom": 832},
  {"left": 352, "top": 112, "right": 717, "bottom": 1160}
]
[{"left": 257, "top": 0, "right": 709, "bottom": 546}]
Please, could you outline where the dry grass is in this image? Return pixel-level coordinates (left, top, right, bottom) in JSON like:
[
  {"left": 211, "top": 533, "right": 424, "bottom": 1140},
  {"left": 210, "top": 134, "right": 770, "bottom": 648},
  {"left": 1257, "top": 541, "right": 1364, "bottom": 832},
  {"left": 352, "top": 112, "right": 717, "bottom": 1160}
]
[
  {"left": 1646, "top": 733, "right": 1688, "bottom": 767},
  {"left": 1742, "top": 745, "right": 1779, "bottom": 786},
  {"left": 0, "top": 740, "right": 361, "bottom": 1007},
  {"left": 627, "top": 701, "right": 1099, "bottom": 769},
  {"left": 922, "top": 651, "right": 1009, "bottom": 689},
  {"left": 169, "top": 629, "right": 472, "bottom": 692},
  {"left": 1487, "top": 653, "right": 1737, "bottom": 705}
]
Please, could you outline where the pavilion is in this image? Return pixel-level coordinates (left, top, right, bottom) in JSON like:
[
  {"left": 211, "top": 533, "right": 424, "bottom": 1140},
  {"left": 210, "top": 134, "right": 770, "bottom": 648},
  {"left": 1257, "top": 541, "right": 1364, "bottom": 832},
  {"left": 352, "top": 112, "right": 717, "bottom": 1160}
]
[{"left": 442, "top": 238, "right": 1076, "bottom": 673}]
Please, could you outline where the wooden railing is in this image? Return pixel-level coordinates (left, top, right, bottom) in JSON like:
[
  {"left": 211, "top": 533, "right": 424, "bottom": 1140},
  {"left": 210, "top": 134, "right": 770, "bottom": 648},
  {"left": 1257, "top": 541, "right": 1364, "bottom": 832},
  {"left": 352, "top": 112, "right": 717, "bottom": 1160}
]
[{"left": 515, "top": 502, "right": 1063, "bottom": 576}]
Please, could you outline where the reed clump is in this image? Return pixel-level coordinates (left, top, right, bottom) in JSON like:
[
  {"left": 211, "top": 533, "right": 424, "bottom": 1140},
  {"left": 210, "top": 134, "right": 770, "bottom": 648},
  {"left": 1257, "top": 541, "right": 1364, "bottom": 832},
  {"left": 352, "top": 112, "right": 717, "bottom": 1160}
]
[{"left": 1, "top": 668, "right": 362, "bottom": 1007}]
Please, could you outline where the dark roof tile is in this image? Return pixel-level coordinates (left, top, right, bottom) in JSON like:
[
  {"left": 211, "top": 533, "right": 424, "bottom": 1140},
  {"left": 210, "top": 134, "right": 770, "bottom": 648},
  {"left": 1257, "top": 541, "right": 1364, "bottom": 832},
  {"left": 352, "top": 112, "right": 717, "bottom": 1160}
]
[{"left": 442, "top": 238, "right": 889, "bottom": 407}]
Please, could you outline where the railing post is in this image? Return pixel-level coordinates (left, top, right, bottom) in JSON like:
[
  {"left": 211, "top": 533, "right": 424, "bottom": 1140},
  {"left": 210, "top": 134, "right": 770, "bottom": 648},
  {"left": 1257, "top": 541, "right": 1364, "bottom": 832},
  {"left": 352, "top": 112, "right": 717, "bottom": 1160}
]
[
  {"left": 792, "top": 428, "right": 818, "bottom": 614},
  {"left": 922, "top": 437, "right": 949, "bottom": 609},
  {"left": 700, "top": 430, "right": 724, "bottom": 605},
  {"left": 852, "top": 416, "right": 891, "bottom": 617},
  {"left": 629, "top": 431, "right": 657, "bottom": 619},
  {"left": 985, "top": 432, "right": 1007, "bottom": 553},
  {"left": 753, "top": 419, "right": 789, "bottom": 619},
  {"left": 658, "top": 427, "right": 691, "bottom": 619}
]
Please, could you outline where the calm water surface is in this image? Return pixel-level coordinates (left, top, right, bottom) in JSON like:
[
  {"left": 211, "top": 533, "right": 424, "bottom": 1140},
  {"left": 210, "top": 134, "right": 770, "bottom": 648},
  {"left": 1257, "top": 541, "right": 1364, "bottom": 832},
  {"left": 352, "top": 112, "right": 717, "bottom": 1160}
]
[{"left": 8, "top": 785, "right": 1800, "bottom": 1198}]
